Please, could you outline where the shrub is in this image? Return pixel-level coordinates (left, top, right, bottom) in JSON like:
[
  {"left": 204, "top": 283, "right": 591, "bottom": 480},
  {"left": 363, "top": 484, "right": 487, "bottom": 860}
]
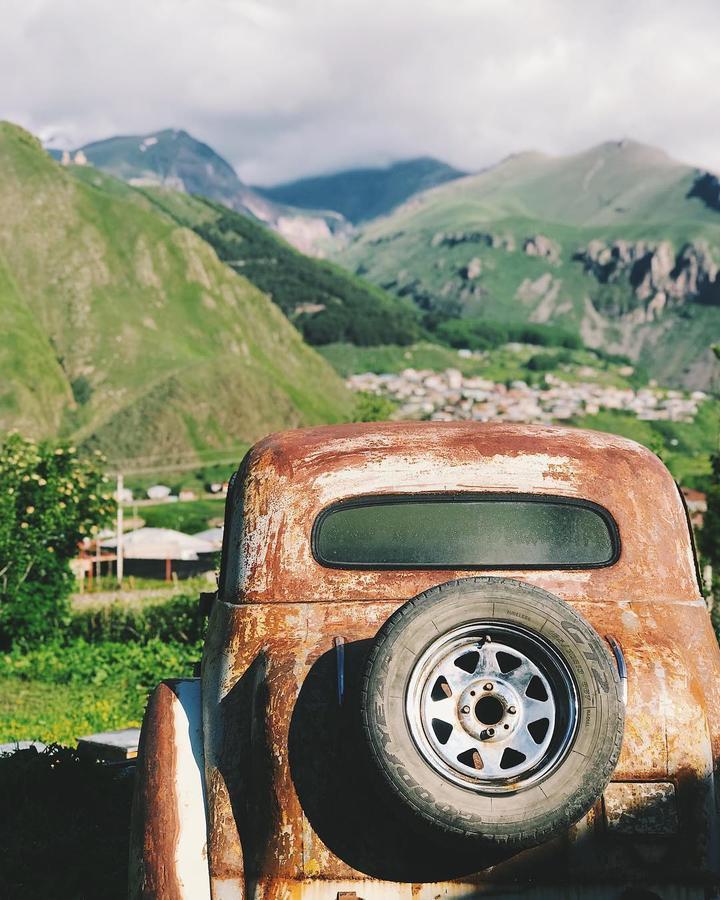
[
  {"left": 0, "top": 638, "right": 202, "bottom": 693},
  {"left": 435, "top": 319, "right": 508, "bottom": 350},
  {"left": 70, "top": 375, "right": 93, "bottom": 406},
  {"left": 0, "top": 744, "right": 132, "bottom": 899},
  {"left": 434, "top": 317, "right": 583, "bottom": 352},
  {"left": 699, "top": 455, "right": 720, "bottom": 568},
  {"left": 526, "top": 351, "right": 572, "bottom": 371},
  {"left": 506, "top": 323, "right": 582, "bottom": 349},
  {"left": 0, "top": 435, "right": 115, "bottom": 649},
  {"left": 351, "top": 392, "right": 398, "bottom": 423},
  {"left": 67, "top": 594, "right": 206, "bottom": 645}
]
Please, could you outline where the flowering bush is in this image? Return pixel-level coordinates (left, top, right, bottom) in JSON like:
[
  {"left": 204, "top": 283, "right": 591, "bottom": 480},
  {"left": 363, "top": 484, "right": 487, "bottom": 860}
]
[{"left": 0, "top": 434, "right": 115, "bottom": 648}]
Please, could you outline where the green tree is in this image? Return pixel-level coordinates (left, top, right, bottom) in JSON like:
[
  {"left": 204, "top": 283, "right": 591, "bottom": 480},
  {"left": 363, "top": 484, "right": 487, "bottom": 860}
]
[
  {"left": 435, "top": 318, "right": 508, "bottom": 351},
  {"left": 0, "top": 434, "right": 115, "bottom": 648},
  {"left": 351, "top": 392, "right": 398, "bottom": 422}
]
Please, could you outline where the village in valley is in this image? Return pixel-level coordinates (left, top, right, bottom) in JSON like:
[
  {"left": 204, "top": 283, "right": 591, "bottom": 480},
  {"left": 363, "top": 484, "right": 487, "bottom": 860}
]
[{"left": 347, "top": 363, "right": 706, "bottom": 426}]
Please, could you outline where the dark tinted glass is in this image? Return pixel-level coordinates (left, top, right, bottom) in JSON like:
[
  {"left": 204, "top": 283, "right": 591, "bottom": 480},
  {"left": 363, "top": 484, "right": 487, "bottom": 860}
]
[{"left": 314, "top": 496, "right": 616, "bottom": 569}]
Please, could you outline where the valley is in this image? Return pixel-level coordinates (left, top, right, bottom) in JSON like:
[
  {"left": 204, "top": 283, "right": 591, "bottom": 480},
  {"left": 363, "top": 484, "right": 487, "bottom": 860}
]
[{"left": 5, "top": 120, "right": 720, "bottom": 489}]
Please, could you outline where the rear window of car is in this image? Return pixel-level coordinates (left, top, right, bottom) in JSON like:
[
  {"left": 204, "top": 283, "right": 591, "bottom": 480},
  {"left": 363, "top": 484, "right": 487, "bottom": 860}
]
[{"left": 312, "top": 494, "right": 619, "bottom": 570}]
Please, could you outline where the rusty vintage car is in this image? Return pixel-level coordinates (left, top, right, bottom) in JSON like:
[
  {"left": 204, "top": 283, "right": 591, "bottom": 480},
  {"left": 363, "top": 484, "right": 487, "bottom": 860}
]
[{"left": 129, "top": 421, "right": 720, "bottom": 900}]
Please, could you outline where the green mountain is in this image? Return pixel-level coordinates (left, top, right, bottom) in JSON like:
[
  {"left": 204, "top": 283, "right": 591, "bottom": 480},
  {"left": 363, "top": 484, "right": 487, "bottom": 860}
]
[
  {"left": 255, "top": 157, "right": 466, "bottom": 224},
  {"left": 139, "top": 189, "right": 421, "bottom": 346},
  {"left": 59, "top": 129, "right": 347, "bottom": 254},
  {"left": 0, "top": 122, "right": 351, "bottom": 461},
  {"left": 336, "top": 140, "right": 720, "bottom": 389}
]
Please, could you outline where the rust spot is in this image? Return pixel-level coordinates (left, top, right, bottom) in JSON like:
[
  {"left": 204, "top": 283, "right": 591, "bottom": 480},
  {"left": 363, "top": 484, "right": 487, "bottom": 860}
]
[{"left": 542, "top": 461, "right": 573, "bottom": 482}]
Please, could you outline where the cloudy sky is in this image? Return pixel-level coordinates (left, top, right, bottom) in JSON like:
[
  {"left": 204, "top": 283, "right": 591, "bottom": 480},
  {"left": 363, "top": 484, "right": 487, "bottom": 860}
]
[{"left": 2, "top": 0, "right": 719, "bottom": 184}]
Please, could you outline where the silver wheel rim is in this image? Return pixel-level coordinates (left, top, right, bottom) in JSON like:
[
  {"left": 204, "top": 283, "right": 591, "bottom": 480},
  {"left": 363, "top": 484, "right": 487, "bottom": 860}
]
[{"left": 406, "top": 621, "right": 579, "bottom": 794}]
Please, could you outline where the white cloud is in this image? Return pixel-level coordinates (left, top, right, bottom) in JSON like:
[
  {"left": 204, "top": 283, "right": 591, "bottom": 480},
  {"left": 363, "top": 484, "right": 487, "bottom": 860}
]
[{"left": 1, "top": 0, "right": 719, "bottom": 183}]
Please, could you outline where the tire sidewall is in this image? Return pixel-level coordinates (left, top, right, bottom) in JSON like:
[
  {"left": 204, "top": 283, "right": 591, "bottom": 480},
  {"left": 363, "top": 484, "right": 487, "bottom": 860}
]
[{"left": 362, "top": 577, "right": 624, "bottom": 841}]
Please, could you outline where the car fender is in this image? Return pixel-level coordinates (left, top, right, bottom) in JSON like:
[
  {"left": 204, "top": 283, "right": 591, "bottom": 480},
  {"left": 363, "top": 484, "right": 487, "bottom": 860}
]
[{"left": 128, "top": 678, "right": 211, "bottom": 900}]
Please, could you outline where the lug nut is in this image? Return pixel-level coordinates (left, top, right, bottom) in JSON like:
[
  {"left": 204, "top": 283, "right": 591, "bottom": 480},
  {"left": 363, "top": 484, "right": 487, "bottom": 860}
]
[
  {"left": 461, "top": 705, "right": 470, "bottom": 714},
  {"left": 508, "top": 705, "right": 516, "bottom": 714},
  {"left": 484, "top": 683, "right": 494, "bottom": 691},
  {"left": 479, "top": 727, "right": 496, "bottom": 740}
]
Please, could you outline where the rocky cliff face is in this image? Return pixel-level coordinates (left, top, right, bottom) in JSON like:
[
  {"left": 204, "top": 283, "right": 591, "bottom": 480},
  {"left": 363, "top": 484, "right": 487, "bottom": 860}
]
[{"left": 574, "top": 239, "right": 720, "bottom": 321}]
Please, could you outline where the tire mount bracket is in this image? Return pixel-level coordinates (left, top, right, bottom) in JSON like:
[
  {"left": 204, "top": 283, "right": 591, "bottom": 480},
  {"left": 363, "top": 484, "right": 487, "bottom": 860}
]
[{"left": 605, "top": 634, "right": 628, "bottom": 705}]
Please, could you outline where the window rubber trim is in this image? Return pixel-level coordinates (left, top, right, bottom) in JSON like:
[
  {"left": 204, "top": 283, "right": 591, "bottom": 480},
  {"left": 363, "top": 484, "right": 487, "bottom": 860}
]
[{"left": 311, "top": 491, "right": 621, "bottom": 572}]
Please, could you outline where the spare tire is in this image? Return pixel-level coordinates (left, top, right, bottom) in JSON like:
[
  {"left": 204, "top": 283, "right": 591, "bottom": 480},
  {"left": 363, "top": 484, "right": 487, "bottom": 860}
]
[{"left": 361, "top": 577, "right": 624, "bottom": 847}]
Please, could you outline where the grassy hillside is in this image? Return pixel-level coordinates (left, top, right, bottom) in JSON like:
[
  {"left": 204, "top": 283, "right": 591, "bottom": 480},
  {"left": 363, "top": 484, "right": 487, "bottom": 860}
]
[
  {"left": 336, "top": 140, "right": 720, "bottom": 389},
  {"left": 0, "top": 122, "right": 351, "bottom": 461},
  {"left": 141, "top": 190, "right": 422, "bottom": 346},
  {"left": 255, "top": 157, "right": 467, "bottom": 224}
]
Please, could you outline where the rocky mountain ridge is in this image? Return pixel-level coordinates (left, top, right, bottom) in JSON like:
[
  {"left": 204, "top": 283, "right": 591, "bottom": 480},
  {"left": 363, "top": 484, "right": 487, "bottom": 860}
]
[{"left": 54, "top": 129, "right": 348, "bottom": 254}]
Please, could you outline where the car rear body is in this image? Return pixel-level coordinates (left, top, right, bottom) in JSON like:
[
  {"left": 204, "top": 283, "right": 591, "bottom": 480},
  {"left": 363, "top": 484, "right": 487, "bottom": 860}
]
[{"left": 131, "top": 421, "right": 720, "bottom": 900}]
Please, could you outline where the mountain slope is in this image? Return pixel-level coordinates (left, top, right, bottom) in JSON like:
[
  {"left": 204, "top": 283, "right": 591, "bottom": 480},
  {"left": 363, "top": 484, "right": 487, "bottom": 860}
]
[
  {"left": 63, "top": 129, "right": 346, "bottom": 253},
  {"left": 139, "top": 189, "right": 421, "bottom": 346},
  {"left": 0, "top": 122, "right": 351, "bottom": 461},
  {"left": 255, "top": 157, "right": 467, "bottom": 224},
  {"left": 337, "top": 140, "right": 720, "bottom": 388}
]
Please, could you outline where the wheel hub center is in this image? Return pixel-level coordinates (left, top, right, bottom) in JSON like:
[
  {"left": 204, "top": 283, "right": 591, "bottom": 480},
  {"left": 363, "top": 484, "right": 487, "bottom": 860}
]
[
  {"left": 457, "top": 678, "right": 522, "bottom": 742},
  {"left": 475, "top": 694, "right": 504, "bottom": 725}
]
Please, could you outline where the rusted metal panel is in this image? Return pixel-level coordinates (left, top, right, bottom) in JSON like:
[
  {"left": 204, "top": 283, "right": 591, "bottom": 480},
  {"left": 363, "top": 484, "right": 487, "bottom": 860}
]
[
  {"left": 228, "top": 422, "right": 699, "bottom": 605},
  {"left": 202, "top": 597, "right": 720, "bottom": 897},
  {"left": 129, "top": 679, "right": 210, "bottom": 900}
]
